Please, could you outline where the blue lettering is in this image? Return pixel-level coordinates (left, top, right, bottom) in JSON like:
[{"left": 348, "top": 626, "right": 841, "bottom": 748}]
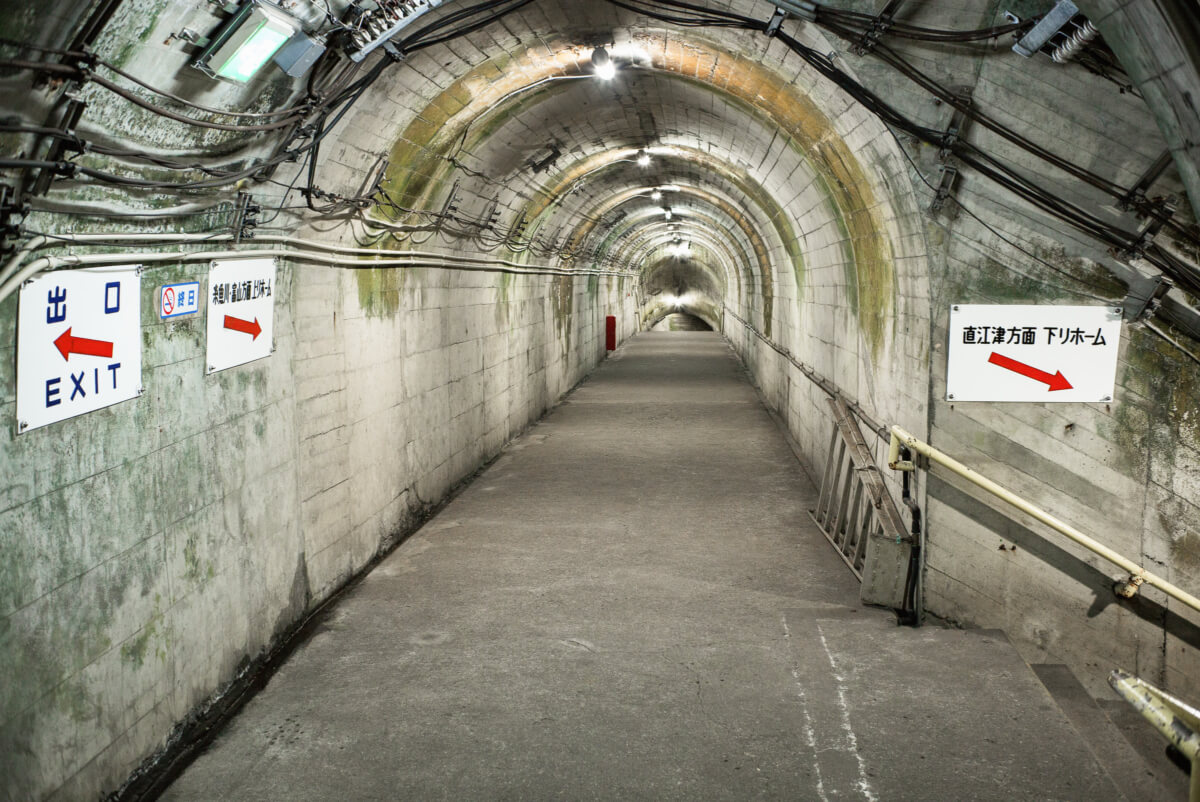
[
  {"left": 107, "top": 362, "right": 121, "bottom": 389},
  {"left": 45, "top": 377, "right": 61, "bottom": 407},
  {"left": 69, "top": 371, "right": 86, "bottom": 400},
  {"left": 104, "top": 281, "right": 120, "bottom": 314},
  {"left": 46, "top": 287, "right": 67, "bottom": 323}
]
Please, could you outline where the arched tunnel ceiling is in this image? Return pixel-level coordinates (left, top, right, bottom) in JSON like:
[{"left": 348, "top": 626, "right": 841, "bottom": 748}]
[{"left": 369, "top": 9, "right": 910, "bottom": 345}]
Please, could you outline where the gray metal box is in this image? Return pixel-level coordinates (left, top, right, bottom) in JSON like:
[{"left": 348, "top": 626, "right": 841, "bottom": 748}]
[{"left": 274, "top": 33, "right": 325, "bottom": 77}]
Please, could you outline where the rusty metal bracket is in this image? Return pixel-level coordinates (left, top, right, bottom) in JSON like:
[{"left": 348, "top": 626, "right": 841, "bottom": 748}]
[
  {"left": 1114, "top": 572, "right": 1146, "bottom": 599},
  {"left": 927, "top": 88, "right": 971, "bottom": 215},
  {"left": 1118, "top": 150, "right": 1172, "bottom": 214},
  {"left": 937, "top": 89, "right": 972, "bottom": 161},
  {"left": 232, "top": 191, "right": 260, "bottom": 243},
  {"left": 1122, "top": 272, "right": 1173, "bottom": 322},
  {"left": 851, "top": 0, "right": 907, "bottom": 55},
  {"left": 765, "top": 7, "right": 787, "bottom": 37},
  {"left": 31, "top": 95, "right": 87, "bottom": 196},
  {"left": 929, "top": 165, "right": 958, "bottom": 214},
  {"left": 0, "top": 183, "right": 28, "bottom": 256},
  {"left": 1117, "top": 195, "right": 1177, "bottom": 260}
]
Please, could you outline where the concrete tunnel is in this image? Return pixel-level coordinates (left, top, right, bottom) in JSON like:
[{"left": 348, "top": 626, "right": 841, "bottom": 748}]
[{"left": 2, "top": 0, "right": 1200, "bottom": 798}]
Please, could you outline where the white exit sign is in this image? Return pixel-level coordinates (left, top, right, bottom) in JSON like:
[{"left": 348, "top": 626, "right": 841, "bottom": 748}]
[{"left": 946, "top": 304, "right": 1123, "bottom": 403}]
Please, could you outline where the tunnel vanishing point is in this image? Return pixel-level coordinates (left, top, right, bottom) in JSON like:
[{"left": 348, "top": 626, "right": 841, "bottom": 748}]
[{"left": 2, "top": 0, "right": 1200, "bottom": 798}]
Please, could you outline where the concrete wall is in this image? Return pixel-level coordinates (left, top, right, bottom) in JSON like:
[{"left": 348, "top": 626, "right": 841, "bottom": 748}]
[
  {"left": 0, "top": 257, "right": 634, "bottom": 799},
  {"left": 2, "top": 1, "right": 641, "bottom": 796},
  {"left": 724, "top": 0, "right": 1200, "bottom": 702},
  {"left": 3, "top": 0, "right": 1200, "bottom": 798}
]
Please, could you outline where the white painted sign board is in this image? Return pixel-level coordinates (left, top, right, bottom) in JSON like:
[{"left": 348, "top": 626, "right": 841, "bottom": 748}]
[
  {"left": 160, "top": 281, "right": 200, "bottom": 319},
  {"left": 947, "top": 304, "right": 1122, "bottom": 403},
  {"left": 205, "top": 258, "right": 275, "bottom": 374},
  {"left": 16, "top": 266, "right": 143, "bottom": 432}
]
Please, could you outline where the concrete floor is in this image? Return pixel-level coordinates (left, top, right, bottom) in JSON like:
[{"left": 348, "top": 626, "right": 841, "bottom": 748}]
[{"left": 162, "top": 332, "right": 1123, "bottom": 800}]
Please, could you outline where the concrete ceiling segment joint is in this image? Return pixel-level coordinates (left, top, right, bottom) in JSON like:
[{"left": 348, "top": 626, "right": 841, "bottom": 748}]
[{"left": 359, "top": 5, "right": 929, "bottom": 356}]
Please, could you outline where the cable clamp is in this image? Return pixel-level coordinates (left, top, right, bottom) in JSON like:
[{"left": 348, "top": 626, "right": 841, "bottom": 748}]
[{"left": 765, "top": 7, "right": 787, "bottom": 37}]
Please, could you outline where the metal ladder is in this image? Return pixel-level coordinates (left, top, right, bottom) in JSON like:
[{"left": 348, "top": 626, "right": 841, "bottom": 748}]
[{"left": 810, "top": 397, "right": 915, "bottom": 613}]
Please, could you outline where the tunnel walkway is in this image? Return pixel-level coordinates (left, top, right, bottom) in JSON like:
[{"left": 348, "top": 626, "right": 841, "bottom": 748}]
[{"left": 162, "top": 332, "right": 1130, "bottom": 800}]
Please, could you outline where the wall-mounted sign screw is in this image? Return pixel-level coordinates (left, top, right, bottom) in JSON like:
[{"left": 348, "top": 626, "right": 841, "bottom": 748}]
[
  {"left": 1101, "top": 395, "right": 1112, "bottom": 402},
  {"left": 948, "top": 393, "right": 956, "bottom": 400},
  {"left": 208, "top": 365, "right": 215, "bottom": 373},
  {"left": 18, "top": 421, "right": 28, "bottom": 431},
  {"left": 952, "top": 305, "right": 960, "bottom": 311}
]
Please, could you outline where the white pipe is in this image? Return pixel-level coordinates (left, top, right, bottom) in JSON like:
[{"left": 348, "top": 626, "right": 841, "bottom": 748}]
[
  {"left": 888, "top": 425, "right": 1200, "bottom": 614},
  {"left": 0, "top": 235, "right": 47, "bottom": 291},
  {"left": 0, "top": 233, "right": 638, "bottom": 304}
]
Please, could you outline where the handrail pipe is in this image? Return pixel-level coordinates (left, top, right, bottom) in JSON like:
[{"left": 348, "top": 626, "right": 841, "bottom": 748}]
[{"left": 888, "top": 425, "right": 1200, "bottom": 614}]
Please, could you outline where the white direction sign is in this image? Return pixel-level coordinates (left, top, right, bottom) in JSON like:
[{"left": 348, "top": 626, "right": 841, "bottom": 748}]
[
  {"left": 17, "top": 266, "right": 143, "bottom": 432},
  {"left": 947, "top": 304, "right": 1123, "bottom": 403},
  {"left": 206, "top": 258, "right": 275, "bottom": 374}
]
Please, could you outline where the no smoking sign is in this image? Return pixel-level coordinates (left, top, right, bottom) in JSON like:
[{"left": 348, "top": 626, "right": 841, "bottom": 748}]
[{"left": 160, "top": 281, "right": 200, "bottom": 319}]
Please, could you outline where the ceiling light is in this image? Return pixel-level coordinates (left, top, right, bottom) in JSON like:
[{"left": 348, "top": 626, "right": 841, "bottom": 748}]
[
  {"left": 663, "top": 208, "right": 673, "bottom": 220},
  {"left": 195, "top": 2, "right": 298, "bottom": 83},
  {"left": 637, "top": 151, "right": 651, "bottom": 168},
  {"left": 650, "top": 190, "right": 662, "bottom": 201},
  {"left": 591, "top": 47, "right": 616, "bottom": 80}
]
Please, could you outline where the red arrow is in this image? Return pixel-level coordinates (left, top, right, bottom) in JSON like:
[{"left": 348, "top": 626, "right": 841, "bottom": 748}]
[
  {"left": 54, "top": 327, "right": 114, "bottom": 361},
  {"left": 223, "top": 315, "right": 262, "bottom": 340},
  {"left": 988, "top": 352, "right": 1073, "bottom": 391}
]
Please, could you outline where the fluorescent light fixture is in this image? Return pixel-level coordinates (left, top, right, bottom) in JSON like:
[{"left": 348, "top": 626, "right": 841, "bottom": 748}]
[
  {"left": 198, "top": 3, "right": 297, "bottom": 84},
  {"left": 591, "top": 47, "right": 616, "bottom": 80}
]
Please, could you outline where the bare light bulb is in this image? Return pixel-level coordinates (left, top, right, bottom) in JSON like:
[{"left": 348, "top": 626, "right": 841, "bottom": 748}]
[
  {"left": 591, "top": 47, "right": 616, "bottom": 80},
  {"left": 637, "top": 151, "right": 651, "bottom": 167},
  {"left": 650, "top": 190, "right": 662, "bottom": 200}
]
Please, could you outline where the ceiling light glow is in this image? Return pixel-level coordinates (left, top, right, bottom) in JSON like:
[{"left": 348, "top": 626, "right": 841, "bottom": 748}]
[
  {"left": 591, "top": 47, "right": 616, "bottom": 80},
  {"left": 196, "top": 3, "right": 298, "bottom": 84}
]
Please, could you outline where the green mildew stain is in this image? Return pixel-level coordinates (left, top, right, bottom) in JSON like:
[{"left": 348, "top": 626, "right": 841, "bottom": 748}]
[
  {"left": 495, "top": 272, "right": 512, "bottom": 327},
  {"left": 815, "top": 142, "right": 893, "bottom": 356},
  {"left": 0, "top": 132, "right": 24, "bottom": 160},
  {"left": 182, "top": 535, "right": 213, "bottom": 584},
  {"left": 0, "top": 5, "right": 39, "bottom": 45},
  {"left": 551, "top": 275, "right": 573, "bottom": 356},
  {"left": 120, "top": 621, "right": 155, "bottom": 669},
  {"left": 383, "top": 66, "right": 563, "bottom": 216},
  {"left": 356, "top": 266, "right": 406, "bottom": 318},
  {"left": 1168, "top": 530, "right": 1200, "bottom": 574},
  {"left": 1103, "top": 400, "right": 1152, "bottom": 480},
  {"left": 51, "top": 677, "right": 100, "bottom": 724},
  {"left": 1104, "top": 326, "right": 1200, "bottom": 483},
  {"left": 104, "top": 3, "right": 162, "bottom": 68}
]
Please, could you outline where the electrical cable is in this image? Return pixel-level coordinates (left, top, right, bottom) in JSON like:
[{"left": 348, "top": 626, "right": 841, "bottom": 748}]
[{"left": 883, "top": 125, "right": 1114, "bottom": 302}]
